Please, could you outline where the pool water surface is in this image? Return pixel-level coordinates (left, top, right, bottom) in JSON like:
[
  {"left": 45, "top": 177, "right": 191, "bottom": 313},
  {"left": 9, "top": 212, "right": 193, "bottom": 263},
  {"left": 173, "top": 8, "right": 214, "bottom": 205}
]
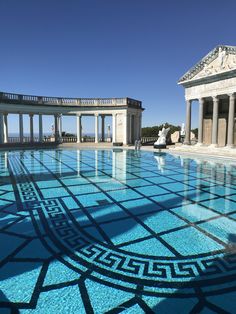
[{"left": 0, "top": 149, "right": 236, "bottom": 313}]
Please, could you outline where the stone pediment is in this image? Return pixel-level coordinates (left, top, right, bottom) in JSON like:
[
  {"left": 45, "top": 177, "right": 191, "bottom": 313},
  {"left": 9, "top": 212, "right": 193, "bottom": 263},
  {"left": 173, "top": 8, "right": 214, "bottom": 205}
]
[{"left": 178, "top": 45, "right": 236, "bottom": 84}]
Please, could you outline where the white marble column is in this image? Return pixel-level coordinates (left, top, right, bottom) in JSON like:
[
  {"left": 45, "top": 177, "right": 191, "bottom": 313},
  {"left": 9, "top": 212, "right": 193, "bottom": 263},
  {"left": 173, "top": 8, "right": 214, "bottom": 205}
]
[
  {"left": 19, "top": 113, "right": 23, "bottom": 143},
  {"left": 135, "top": 113, "right": 141, "bottom": 140},
  {"left": 76, "top": 114, "right": 81, "bottom": 143},
  {"left": 139, "top": 112, "right": 142, "bottom": 139},
  {"left": 123, "top": 113, "right": 128, "bottom": 145},
  {"left": 112, "top": 113, "right": 116, "bottom": 143},
  {"left": 58, "top": 114, "right": 62, "bottom": 139},
  {"left": 3, "top": 113, "right": 8, "bottom": 143},
  {"left": 101, "top": 115, "right": 105, "bottom": 142},
  {"left": 39, "top": 114, "right": 43, "bottom": 142},
  {"left": 54, "top": 114, "right": 59, "bottom": 142},
  {"left": 211, "top": 96, "right": 219, "bottom": 146},
  {"left": 227, "top": 93, "right": 235, "bottom": 147},
  {"left": 29, "top": 114, "right": 34, "bottom": 143},
  {"left": 198, "top": 98, "right": 204, "bottom": 145},
  {"left": 184, "top": 99, "right": 191, "bottom": 145},
  {"left": 0, "top": 113, "right": 4, "bottom": 144},
  {"left": 129, "top": 114, "right": 132, "bottom": 144},
  {"left": 95, "top": 114, "right": 99, "bottom": 143}
]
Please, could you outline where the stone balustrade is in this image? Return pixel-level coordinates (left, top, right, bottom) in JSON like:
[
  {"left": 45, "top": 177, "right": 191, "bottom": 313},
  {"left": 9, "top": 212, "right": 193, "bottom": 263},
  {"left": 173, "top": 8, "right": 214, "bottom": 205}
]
[
  {"left": 0, "top": 92, "right": 141, "bottom": 108},
  {"left": 0, "top": 91, "right": 143, "bottom": 146}
]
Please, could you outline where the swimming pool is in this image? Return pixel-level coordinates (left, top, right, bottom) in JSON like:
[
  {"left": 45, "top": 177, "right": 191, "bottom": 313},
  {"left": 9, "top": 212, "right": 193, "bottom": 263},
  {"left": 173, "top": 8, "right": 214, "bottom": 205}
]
[{"left": 0, "top": 149, "right": 236, "bottom": 313}]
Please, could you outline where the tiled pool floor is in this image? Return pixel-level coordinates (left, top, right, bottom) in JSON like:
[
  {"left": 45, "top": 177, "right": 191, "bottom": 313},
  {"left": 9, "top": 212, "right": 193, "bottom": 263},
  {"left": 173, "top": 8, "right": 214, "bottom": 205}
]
[{"left": 0, "top": 149, "right": 236, "bottom": 313}]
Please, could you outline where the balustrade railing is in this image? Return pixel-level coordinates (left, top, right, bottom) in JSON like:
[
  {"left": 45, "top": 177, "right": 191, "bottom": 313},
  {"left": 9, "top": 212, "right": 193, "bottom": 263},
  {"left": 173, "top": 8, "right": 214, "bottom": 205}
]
[
  {"left": 8, "top": 137, "right": 21, "bottom": 143},
  {"left": 82, "top": 137, "right": 95, "bottom": 142},
  {"left": 61, "top": 137, "right": 77, "bottom": 143},
  {"left": 141, "top": 137, "right": 159, "bottom": 144},
  {"left": 0, "top": 92, "right": 142, "bottom": 108},
  {"left": 5, "top": 136, "right": 159, "bottom": 145},
  {"left": 8, "top": 136, "right": 39, "bottom": 143}
]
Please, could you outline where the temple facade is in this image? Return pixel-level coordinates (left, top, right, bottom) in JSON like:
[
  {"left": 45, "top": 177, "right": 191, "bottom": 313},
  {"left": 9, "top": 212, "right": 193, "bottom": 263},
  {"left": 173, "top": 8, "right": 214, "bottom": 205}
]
[
  {"left": 0, "top": 92, "right": 143, "bottom": 145},
  {"left": 178, "top": 45, "right": 236, "bottom": 147}
]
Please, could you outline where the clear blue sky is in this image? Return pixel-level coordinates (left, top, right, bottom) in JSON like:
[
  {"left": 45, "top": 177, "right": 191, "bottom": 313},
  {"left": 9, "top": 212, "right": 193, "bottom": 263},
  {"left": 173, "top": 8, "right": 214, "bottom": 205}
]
[{"left": 1, "top": 0, "right": 236, "bottom": 134}]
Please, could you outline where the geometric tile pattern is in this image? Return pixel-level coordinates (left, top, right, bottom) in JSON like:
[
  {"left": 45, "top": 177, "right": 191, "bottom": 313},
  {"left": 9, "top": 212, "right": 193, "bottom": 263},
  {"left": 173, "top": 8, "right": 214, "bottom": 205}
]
[{"left": 0, "top": 149, "right": 236, "bottom": 313}]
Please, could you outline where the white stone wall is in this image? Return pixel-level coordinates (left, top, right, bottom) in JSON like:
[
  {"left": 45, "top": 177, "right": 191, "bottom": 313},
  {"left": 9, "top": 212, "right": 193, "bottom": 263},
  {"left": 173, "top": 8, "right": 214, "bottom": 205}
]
[{"left": 115, "top": 113, "right": 124, "bottom": 142}]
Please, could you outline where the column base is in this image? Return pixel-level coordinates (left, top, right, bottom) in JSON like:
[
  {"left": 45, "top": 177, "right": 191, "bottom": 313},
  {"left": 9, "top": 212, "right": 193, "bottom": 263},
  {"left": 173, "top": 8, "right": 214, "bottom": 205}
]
[
  {"left": 209, "top": 144, "right": 218, "bottom": 148},
  {"left": 224, "top": 145, "right": 235, "bottom": 149},
  {"left": 195, "top": 142, "right": 204, "bottom": 147}
]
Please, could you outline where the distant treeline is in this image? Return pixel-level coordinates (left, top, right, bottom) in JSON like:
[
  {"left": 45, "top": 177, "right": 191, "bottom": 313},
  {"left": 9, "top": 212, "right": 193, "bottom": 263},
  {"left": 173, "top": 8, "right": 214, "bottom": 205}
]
[
  {"left": 141, "top": 123, "right": 181, "bottom": 137},
  {"left": 141, "top": 123, "right": 198, "bottom": 138}
]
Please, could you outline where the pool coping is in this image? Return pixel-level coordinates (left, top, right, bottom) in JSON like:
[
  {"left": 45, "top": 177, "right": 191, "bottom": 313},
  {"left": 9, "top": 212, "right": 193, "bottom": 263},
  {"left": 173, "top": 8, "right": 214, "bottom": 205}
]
[{"left": 1, "top": 142, "right": 236, "bottom": 162}]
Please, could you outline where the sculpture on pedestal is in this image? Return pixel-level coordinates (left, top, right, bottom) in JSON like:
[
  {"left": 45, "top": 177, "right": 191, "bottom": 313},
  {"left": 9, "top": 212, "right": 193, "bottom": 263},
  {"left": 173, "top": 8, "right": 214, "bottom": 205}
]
[
  {"left": 180, "top": 123, "right": 185, "bottom": 143},
  {"left": 153, "top": 126, "right": 170, "bottom": 149}
]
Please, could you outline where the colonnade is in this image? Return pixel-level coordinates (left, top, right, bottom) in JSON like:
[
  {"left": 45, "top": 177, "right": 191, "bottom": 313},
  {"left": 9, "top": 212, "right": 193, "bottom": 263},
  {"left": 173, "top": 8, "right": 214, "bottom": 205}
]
[
  {"left": 76, "top": 112, "right": 141, "bottom": 144},
  {"left": 0, "top": 93, "right": 143, "bottom": 145},
  {"left": 76, "top": 113, "right": 110, "bottom": 144},
  {"left": 0, "top": 110, "right": 142, "bottom": 145},
  {"left": 184, "top": 93, "right": 236, "bottom": 147},
  {"left": 0, "top": 113, "right": 62, "bottom": 144}
]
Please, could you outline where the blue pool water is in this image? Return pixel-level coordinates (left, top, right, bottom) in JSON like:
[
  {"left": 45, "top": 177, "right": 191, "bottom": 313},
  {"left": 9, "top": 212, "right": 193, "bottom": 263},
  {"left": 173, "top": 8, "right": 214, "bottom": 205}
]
[{"left": 0, "top": 149, "right": 236, "bottom": 313}]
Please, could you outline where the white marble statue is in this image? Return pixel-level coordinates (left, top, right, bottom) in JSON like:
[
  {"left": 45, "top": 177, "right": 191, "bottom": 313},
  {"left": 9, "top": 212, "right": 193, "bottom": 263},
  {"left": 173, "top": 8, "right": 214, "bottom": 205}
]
[
  {"left": 154, "top": 127, "right": 170, "bottom": 145},
  {"left": 180, "top": 123, "right": 185, "bottom": 136},
  {"left": 218, "top": 47, "right": 227, "bottom": 69}
]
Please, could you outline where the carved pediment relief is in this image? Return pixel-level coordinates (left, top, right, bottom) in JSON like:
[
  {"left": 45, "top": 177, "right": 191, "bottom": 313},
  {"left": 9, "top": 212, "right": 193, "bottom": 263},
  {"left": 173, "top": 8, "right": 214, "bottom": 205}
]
[
  {"left": 178, "top": 46, "right": 236, "bottom": 84},
  {"left": 194, "top": 49, "right": 236, "bottom": 79}
]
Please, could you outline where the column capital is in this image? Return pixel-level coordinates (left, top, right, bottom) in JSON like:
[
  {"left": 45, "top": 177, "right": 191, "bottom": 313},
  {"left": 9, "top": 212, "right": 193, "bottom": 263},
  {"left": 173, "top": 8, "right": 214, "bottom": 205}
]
[
  {"left": 3, "top": 112, "right": 8, "bottom": 116},
  {"left": 198, "top": 97, "right": 205, "bottom": 103},
  {"left": 185, "top": 98, "right": 192, "bottom": 103},
  {"left": 94, "top": 113, "right": 99, "bottom": 117},
  {"left": 76, "top": 113, "right": 82, "bottom": 117},
  {"left": 29, "top": 113, "right": 34, "bottom": 117},
  {"left": 212, "top": 95, "right": 219, "bottom": 102},
  {"left": 228, "top": 93, "right": 236, "bottom": 99}
]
